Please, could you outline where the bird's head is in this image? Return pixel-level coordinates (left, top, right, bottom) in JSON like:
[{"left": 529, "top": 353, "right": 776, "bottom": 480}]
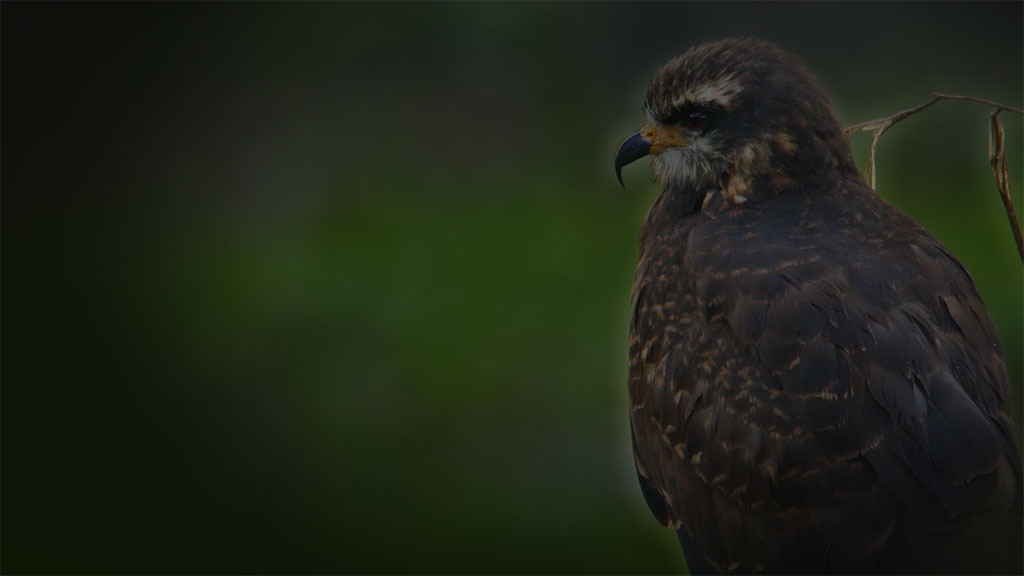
[{"left": 616, "top": 38, "right": 859, "bottom": 207}]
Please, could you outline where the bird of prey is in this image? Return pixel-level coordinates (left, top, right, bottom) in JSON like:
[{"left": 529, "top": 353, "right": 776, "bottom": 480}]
[{"left": 615, "top": 38, "right": 1021, "bottom": 574}]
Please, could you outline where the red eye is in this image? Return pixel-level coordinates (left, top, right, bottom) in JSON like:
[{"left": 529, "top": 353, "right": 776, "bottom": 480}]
[{"left": 686, "top": 111, "right": 708, "bottom": 129}]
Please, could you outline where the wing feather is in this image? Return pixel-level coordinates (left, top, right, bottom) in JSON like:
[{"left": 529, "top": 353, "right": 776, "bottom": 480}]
[{"left": 629, "top": 188, "right": 1020, "bottom": 572}]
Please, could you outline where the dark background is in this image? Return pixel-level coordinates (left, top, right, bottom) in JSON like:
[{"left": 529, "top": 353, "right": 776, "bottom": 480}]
[{"left": 3, "top": 2, "right": 1021, "bottom": 573}]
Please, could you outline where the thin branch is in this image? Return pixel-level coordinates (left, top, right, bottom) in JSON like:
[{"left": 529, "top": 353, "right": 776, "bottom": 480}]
[
  {"left": 845, "top": 92, "right": 1024, "bottom": 262},
  {"left": 845, "top": 93, "right": 1023, "bottom": 135},
  {"left": 932, "top": 93, "right": 1024, "bottom": 115},
  {"left": 989, "top": 111, "right": 1024, "bottom": 261}
]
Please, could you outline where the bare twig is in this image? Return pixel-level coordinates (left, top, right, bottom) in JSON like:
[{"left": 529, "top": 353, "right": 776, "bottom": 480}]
[
  {"left": 989, "top": 111, "right": 1024, "bottom": 261},
  {"left": 845, "top": 92, "right": 1024, "bottom": 262}
]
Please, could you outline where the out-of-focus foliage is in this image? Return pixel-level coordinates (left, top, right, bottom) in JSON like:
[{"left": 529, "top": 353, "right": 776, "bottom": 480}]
[{"left": 2, "top": 2, "right": 1020, "bottom": 573}]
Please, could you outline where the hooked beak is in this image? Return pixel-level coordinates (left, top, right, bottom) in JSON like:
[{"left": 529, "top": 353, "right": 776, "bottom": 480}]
[{"left": 614, "top": 124, "right": 690, "bottom": 187}]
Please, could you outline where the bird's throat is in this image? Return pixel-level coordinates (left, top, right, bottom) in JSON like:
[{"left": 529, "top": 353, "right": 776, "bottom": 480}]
[{"left": 638, "top": 183, "right": 707, "bottom": 249}]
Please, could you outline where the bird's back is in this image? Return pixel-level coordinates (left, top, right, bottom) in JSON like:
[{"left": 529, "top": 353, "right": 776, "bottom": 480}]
[{"left": 628, "top": 182, "right": 1022, "bottom": 573}]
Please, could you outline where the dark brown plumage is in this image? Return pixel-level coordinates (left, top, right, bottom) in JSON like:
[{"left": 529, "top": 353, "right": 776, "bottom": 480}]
[{"left": 616, "top": 38, "right": 1021, "bottom": 574}]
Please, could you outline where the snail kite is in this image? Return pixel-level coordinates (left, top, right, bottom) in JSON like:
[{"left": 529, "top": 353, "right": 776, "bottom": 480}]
[{"left": 616, "top": 38, "right": 1021, "bottom": 574}]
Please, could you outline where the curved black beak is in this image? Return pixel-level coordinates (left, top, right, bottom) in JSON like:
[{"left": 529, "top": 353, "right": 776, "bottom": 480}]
[{"left": 615, "top": 131, "right": 652, "bottom": 188}]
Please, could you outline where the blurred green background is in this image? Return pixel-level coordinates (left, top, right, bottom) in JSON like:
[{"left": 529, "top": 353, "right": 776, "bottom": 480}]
[{"left": 2, "top": 2, "right": 1021, "bottom": 573}]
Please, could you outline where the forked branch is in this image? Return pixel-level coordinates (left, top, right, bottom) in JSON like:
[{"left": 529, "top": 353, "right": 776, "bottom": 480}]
[{"left": 845, "top": 93, "right": 1024, "bottom": 262}]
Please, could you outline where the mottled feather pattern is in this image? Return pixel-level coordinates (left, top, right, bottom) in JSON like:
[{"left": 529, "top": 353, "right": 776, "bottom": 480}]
[{"left": 630, "top": 183, "right": 1019, "bottom": 572}]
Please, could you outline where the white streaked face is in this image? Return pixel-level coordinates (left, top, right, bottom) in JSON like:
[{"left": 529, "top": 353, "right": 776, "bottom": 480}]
[
  {"left": 639, "top": 73, "right": 742, "bottom": 188},
  {"left": 645, "top": 107, "right": 727, "bottom": 189},
  {"left": 618, "top": 39, "right": 832, "bottom": 207},
  {"left": 617, "top": 66, "right": 758, "bottom": 193}
]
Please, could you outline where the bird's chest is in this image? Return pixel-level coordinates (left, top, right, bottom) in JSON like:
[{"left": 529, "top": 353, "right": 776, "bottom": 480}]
[
  {"left": 627, "top": 221, "right": 791, "bottom": 466},
  {"left": 628, "top": 237, "right": 731, "bottom": 426}
]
